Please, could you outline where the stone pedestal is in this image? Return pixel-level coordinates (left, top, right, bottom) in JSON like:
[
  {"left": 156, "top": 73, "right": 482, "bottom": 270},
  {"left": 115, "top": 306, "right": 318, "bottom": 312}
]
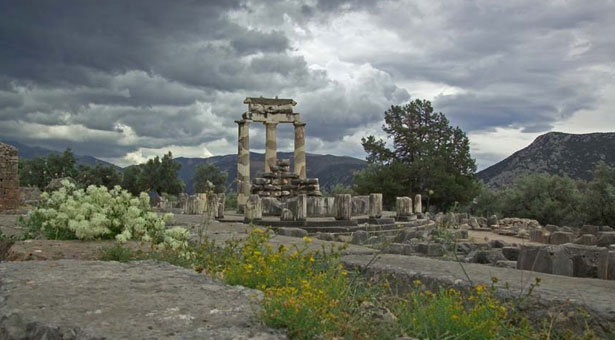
[
  {"left": 244, "top": 194, "right": 262, "bottom": 223},
  {"left": 294, "top": 122, "right": 306, "bottom": 179},
  {"left": 369, "top": 193, "right": 383, "bottom": 218},
  {"left": 334, "top": 194, "right": 352, "bottom": 220},
  {"left": 396, "top": 197, "right": 413, "bottom": 218},
  {"left": 0, "top": 143, "right": 19, "bottom": 210},
  {"left": 216, "top": 193, "right": 225, "bottom": 219},
  {"left": 414, "top": 194, "right": 422, "bottom": 214},
  {"left": 207, "top": 194, "right": 219, "bottom": 218},
  {"left": 265, "top": 122, "right": 278, "bottom": 172},
  {"left": 236, "top": 120, "right": 251, "bottom": 212}
]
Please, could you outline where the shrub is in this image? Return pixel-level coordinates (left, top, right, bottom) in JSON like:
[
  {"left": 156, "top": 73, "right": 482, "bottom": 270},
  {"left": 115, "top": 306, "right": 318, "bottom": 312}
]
[{"left": 19, "top": 180, "right": 179, "bottom": 248}]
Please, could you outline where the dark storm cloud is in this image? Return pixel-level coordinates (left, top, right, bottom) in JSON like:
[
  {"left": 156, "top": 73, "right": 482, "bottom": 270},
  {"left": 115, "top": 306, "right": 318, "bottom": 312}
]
[{"left": 362, "top": 1, "right": 615, "bottom": 134}]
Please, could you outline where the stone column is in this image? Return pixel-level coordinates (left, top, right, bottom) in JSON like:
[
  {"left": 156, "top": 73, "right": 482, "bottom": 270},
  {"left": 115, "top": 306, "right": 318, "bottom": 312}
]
[
  {"left": 264, "top": 122, "right": 277, "bottom": 173},
  {"left": 236, "top": 120, "right": 251, "bottom": 212},
  {"left": 294, "top": 122, "right": 306, "bottom": 179},
  {"left": 296, "top": 194, "right": 307, "bottom": 221},
  {"left": 369, "top": 193, "right": 383, "bottom": 219},
  {"left": 414, "top": 194, "right": 422, "bottom": 214},
  {"left": 216, "top": 193, "right": 225, "bottom": 219},
  {"left": 396, "top": 197, "right": 413, "bottom": 218},
  {"left": 334, "top": 194, "right": 352, "bottom": 220},
  {"left": 244, "top": 194, "right": 262, "bottom": 223}
]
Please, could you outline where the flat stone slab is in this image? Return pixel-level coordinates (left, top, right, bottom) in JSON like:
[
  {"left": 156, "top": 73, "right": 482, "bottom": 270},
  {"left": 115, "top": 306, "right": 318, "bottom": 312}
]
[
  {"left": 342, "top": 254, "right": 615, "bottom": 334},
  {"left": 0, "top": 260, "right": 285, "bottom": 340}
]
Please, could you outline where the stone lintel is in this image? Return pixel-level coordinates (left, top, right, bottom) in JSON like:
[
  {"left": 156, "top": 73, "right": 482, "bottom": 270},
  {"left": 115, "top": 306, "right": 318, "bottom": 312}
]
[{"left": 243, "top": 112, "right": 301, "bottom": 124}]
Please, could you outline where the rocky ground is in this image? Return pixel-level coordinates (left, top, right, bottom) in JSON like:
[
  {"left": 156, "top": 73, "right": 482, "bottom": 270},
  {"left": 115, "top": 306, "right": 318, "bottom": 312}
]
[{"left": 2, "top": 211, "right": 615, "bottom": 338}]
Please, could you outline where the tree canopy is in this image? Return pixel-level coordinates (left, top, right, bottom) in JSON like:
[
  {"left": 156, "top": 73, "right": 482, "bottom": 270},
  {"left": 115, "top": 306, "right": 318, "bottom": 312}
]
[
  {"left": 355, "top": 99, "right": 479, "bottom": 210},
  {"left": 193, "top": 163, "right": 228, "bottom": 194}
]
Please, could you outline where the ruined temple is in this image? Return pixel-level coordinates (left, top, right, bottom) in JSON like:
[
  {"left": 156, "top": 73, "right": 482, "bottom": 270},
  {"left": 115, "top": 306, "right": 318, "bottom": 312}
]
[{"left": 236, "top": 97, "right": 321, "bottom": 211}]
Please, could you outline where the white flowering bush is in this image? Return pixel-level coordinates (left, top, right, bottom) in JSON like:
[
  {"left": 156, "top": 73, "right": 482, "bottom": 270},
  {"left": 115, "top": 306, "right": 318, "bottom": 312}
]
[{"left": 20, "top": 180, "right": 176, "bottom": 247}]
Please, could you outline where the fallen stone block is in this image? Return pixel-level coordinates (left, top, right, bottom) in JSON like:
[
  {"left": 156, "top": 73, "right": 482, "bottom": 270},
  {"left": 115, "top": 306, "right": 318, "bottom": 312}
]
[
  {"left": 351, "top": 230, "right": 369, "bottom": 245},
  {"left": 549, "top": 231, "right": 575, "bottom": 245},
  {"left": 0, "top": 260, "right": 284, "bottom": 339},
  {"left": 488, "top": 239, "right": 507, "bottom": 248},
  {"left": 466, "top": 249, "right": 506, "bottom": 265},
  {"left": 495, "top": 260, "right": 517, "bottom": 269},
  {"left": 580, "top": 225, "right": 600, "bottom": 235},
  {"left": 574, "top": 234, "right": 597, "bottom": 246},
  {"left": 529, "top": 229, "right": 550, "bottom": 243},
  {"left": 545, "top": 224, "right": 560, "bottom": 232},
  {"left": 276, "top": 227, "right": 308, "bottom": 238},
  {"left": 597, "top": 232, "right": 615, "bottom": 247},
  {"left": 502, "top": 246, "right": 520, "bottom": 261}
]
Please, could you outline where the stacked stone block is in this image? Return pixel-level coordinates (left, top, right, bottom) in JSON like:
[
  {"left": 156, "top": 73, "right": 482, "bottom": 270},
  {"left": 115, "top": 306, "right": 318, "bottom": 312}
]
[
  {"left": 250, "top": 159, "right": 321, "bottom": 199},
  {"left": 0, "top": 143, "right": 19, "bottom": 210}
]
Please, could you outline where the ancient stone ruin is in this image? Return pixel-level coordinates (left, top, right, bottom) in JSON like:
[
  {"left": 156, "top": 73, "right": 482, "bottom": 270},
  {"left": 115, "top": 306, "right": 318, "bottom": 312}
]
[
  {"left": 0, "top": 142, "right": 19, "bottom": 210},
  {"left": 236, "top": 97, "right": 314, "bottom": 211}
]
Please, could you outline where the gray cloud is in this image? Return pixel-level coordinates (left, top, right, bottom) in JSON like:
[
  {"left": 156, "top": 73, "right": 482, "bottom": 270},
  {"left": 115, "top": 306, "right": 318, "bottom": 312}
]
[{"left": 0, "top": 0, "right": 613, "bottom": 169}]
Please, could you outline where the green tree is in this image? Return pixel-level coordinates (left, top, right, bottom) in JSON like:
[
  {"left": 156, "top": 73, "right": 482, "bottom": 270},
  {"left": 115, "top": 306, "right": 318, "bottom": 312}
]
[
  {"left": 121, "top": 165, "right": 145, "bottom": 196},
  {"left": 193, "top": 163, "right": 228, "bottom": 194},
  {"left": 137, "top": 152, "right": 184, "bottom": 195},
  {"left": 19, "top": 149, "right": 78, "bottom": 189},
  {"left": 583, "top": 162, "right": 615, "bottom": 226},
  {"left": 356, "top": 99, "right": 479, "bottom": 210},
  {"left": 75, "top": 163, "right": 122, "bottom": 189},
  {"left": 474, "top": 174, "right": 584, "bottom": 226}
]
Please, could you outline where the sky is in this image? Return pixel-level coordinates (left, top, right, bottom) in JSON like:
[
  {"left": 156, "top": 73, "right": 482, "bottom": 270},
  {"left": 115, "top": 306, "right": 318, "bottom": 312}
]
[{"left": 0, "top": 0, "right": 614, "bottom": 170}]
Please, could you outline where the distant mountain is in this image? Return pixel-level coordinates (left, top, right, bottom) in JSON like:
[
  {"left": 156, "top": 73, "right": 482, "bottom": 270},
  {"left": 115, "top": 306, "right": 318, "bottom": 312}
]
[
  {"left": 1, "top": 140, "right": 120, "bottom": 169},
  {"left": 176, "top": 152, "right": 367, "bottom": 194},
  {"left": 3, "top": 140, "right": 368, "bottom": 193},
  {"left": 477, "top": 132, "right": 615, "bottom": 188}
]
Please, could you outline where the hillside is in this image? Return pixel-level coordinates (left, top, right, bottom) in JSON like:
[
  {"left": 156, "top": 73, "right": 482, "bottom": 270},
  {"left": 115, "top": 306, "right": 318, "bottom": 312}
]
[
  {"left": 477, "top": 132, "right": 615, "bottom": 188},
  {"left": 176, "top": 152, "right": 367, "bottom": 194},
  {"left": 1, "top": 140, "right": 120, "bottom": 169}
]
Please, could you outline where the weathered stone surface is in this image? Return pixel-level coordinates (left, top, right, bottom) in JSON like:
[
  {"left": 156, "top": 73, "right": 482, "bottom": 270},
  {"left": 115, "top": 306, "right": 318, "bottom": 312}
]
[
  {"left": 529, "top": 229, "right": 550, "bottom": 243},
  {"left": 306, "top": 197, "right": 335, "bottom": 217},
  {"left": 216, "top": 193, "right": 225, "bottom": 219},
  {"left": 262, "top": 197, "right": 283, "bottom": 216},
  {"left": 276, "top": 227, "right": 308, "bottom": 238},
  {"left": 395, "top": 197, "right": 413, "bottom": 218},
  {"left": 368, "top": 193, "right": 383, "bottom": 219},
  {"left": 597, "top": 232, "right": 615, "bottom": 247},
  {"left": 518, "top": 244, "right": 608, "bottom": 278},
  {"left": 0, "top": 260, "right": 284, "bottom": 340},
  {"left": 469, "top": 217, "right": 480, "bottom": 230},
  {"left": 580, "top": 225, "right": 600, "bottom": 235},
  {"left": 598, "top": 251, "right": 615, "bottom": 280},
  {"left": 495, "top": 260, "right": 517, "bottom": 269},
  {"left": 502, "top": 246, "right": 520, "bottom": 261},
  {"left": 416, "top": 243, "right": 445, "bottom": 257},
  {"left": 487, "top": 214, "right": 498, "bottom": 227},
  {"left": 550, "top": 231, "right": 575, "bottom": 245},
  {"left": 184, "top": 193, "right": 208, "bottom": 215},
  {"left": 286, "top": 194, "right": 306, "bottom": 221},
  {"left": 413, "top": 194, "right": 422, "bottom": 214},
  {"left": 488, "top": 239, "right": 507, "bottom": 248},
  {"left": 279, "top": 208, "right": 293, "bottom": 221},
  {"left": 351, "top": 196, "right": 369, "bottom": 215},
  {"left": 244, "top": 194, "right": 262, "bottom": 222},
  {"left": 574, "top": 234, "right": 597, "bottom": 246},
  {"left": 351, "top": 230, "right": 369, "bottom": 245},
  {"left": 466, "top": 249, "right": 506, "bottom": 265},
  {"left": 335, "top": 194, "right": 352, "bottom": 220},
  {"left": 236, "top": 119, "right": 251, "bottom": 212}
]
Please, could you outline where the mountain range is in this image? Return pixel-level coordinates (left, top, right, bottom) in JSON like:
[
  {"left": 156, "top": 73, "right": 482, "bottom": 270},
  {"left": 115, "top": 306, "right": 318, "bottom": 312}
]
[
  {"left": 477, "top": 132, "right": 615, "bottom": 187},
  {"left": 2, "top": 140, "right": 367, "bottom": 193}
]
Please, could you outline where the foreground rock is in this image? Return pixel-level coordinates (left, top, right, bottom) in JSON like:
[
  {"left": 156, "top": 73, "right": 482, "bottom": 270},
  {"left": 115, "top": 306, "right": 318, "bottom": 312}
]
[{"left": 0, "top": 260, "right": 285, "bottom": 340}]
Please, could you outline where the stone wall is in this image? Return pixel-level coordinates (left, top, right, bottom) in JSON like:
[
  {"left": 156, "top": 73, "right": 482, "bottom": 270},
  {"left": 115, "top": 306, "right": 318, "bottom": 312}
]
[{"left": 0, "top": 143, "right": 19, "bottom": 210}]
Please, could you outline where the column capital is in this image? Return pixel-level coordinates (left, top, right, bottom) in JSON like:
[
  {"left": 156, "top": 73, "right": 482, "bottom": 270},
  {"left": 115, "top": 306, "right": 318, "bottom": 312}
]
[
  {"left": 293, "top": 121, "right": 306, "bottom": 127},
  {"left": 235, "top": 119, "right": 251, "bottom": 125},
  {"left": 264, "top": 121, "right": 279, "bottom": 126}
]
